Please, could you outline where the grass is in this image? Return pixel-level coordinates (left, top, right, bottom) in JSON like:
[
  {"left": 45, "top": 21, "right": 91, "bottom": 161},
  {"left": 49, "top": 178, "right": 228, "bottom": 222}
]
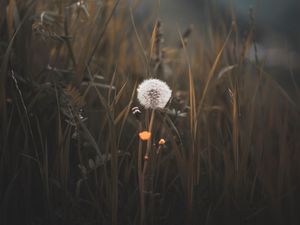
[{"left": 0, "top": 0, "right": 300, "bottom": 225}]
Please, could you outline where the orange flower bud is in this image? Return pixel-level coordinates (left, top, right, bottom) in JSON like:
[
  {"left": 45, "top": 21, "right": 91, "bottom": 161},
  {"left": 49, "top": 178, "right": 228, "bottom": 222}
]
[
  {"left": 158, "top": 138, "right": 166, "bottom": 145},
  {"left": 139, "top": 131, "right": 151, "bottom": 141}
]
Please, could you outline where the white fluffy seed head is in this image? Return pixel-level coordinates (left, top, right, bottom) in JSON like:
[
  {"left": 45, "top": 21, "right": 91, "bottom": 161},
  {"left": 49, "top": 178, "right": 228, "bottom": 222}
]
[{"left": 137, "top": 78, "right": 172, "bottom": 109}]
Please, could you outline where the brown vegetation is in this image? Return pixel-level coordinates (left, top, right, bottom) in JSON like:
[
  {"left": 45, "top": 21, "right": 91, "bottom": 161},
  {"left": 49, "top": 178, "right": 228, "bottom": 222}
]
[{"left": 0, "top": 1, "right": 299, "bottom": 225}]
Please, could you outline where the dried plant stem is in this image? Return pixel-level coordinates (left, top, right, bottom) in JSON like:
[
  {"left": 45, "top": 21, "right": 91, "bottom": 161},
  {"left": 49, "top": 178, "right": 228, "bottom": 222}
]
[
  {"left": 143, "top": 111, "right": 155, "bottom": 180},
  {"left": 138, "top": 109, "right": 155, "bottom": 225},
  {"left": 138, "top": 122, "right": 145, "bottom": 225}
]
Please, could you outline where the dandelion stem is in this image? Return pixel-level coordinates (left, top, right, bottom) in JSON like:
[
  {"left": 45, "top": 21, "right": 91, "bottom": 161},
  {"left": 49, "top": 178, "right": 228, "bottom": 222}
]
[{"left": 143, "top": 110, "right": 155, "bottom": 192}]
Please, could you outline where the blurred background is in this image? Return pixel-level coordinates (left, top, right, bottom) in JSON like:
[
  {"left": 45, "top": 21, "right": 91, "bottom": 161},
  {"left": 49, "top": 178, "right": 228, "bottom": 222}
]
[{"left": 135, "top": 0, "right": 300, "bottom": 70}]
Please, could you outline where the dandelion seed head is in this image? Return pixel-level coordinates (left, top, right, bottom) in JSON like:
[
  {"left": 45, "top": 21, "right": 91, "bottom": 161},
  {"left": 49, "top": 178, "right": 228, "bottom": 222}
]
[{"left": 137, "top": 78, "right": 172, "bottom": 109}]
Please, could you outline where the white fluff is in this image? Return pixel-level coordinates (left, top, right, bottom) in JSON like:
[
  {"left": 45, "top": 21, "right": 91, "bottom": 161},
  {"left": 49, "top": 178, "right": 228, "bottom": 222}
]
[{"left": 137, "top": 78, "right": 172, "bottom": 109}]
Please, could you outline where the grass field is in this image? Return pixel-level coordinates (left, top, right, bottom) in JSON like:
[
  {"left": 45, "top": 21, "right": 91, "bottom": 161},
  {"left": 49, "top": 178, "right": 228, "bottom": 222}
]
[{"left": 0, "top": 1, "right": 300, "bottom": 225}]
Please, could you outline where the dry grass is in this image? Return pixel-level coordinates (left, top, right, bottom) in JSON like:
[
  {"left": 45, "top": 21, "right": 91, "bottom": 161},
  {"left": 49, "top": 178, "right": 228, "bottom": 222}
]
[{"left": 0, "top": 0, "right": 300, "bottom": 225}]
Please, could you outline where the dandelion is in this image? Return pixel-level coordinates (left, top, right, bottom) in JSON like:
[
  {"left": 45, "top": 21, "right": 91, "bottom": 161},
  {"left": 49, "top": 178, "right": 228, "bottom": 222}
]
[
  {"left": 139, "top": 131, "right": 151, "bottom": 141},
  {"left": 137, "top": 78, "right": 172, "bottom": 109}
]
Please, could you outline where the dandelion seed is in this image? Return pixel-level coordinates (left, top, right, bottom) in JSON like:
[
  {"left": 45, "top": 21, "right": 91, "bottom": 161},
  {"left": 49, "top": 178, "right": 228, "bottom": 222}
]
[
  {"left": 139, "top": 131, "right": 151, "bottom": 141},
  {"left": 137, "top": 78, "right": 172, "bottom": 109}
]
